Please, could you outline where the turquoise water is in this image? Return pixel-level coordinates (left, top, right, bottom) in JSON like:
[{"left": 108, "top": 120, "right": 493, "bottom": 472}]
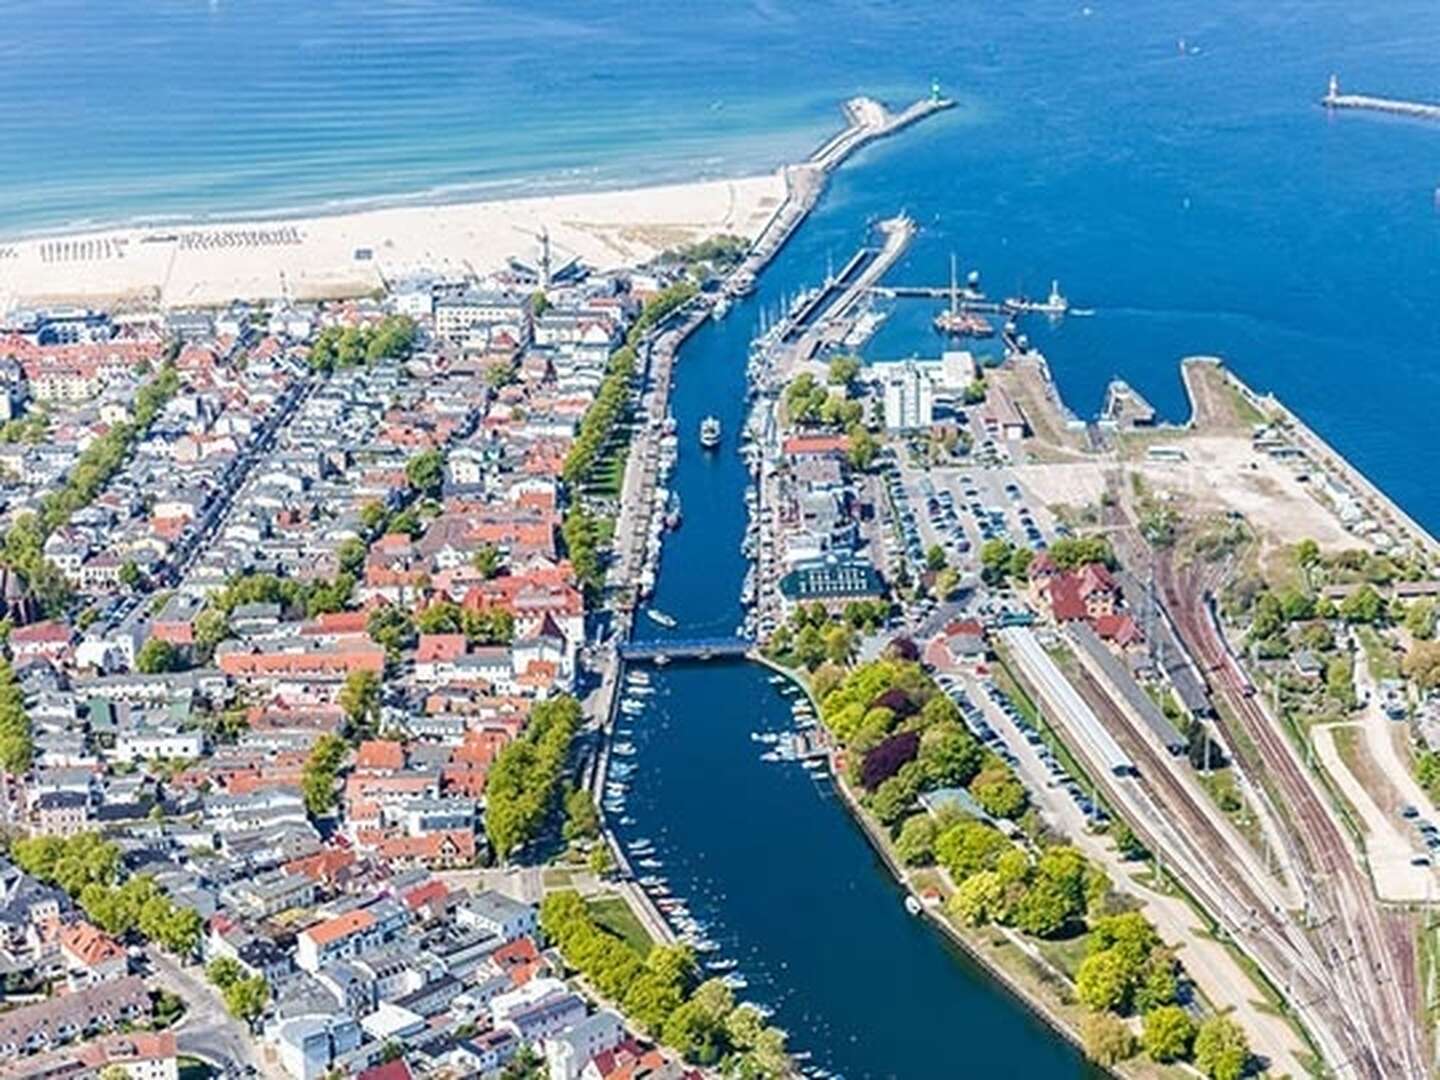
[
  {"left": 7, "top": 0, "right": 1440, "bottom": 513},
  {"left": 13, "top": 2, "right": 1440, "bottom": 1072}
]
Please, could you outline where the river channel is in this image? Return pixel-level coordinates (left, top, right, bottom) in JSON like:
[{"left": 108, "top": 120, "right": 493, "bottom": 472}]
[{"left": 619, "top": 146, "right": 1100, "bottom": 1077}]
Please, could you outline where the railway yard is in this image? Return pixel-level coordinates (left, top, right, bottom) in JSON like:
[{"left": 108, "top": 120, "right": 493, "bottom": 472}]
[{"left": 857, "top": 350, "right": 1438, "bottom": 1077}]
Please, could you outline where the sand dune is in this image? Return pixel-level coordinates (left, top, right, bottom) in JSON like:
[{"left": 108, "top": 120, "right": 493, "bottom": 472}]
[{"left": 0, "top": 171, "right": 787, "bottom": 311}]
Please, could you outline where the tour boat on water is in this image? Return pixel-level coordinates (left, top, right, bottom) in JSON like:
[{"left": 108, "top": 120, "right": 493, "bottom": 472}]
[{"left": 700, "top": 415, "right": 722, "bottom": 450}]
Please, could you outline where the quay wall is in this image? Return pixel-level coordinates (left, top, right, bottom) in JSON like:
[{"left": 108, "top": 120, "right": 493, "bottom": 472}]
[{"left": 1219, "top": 364, "right": 1440, "bottom": 558}]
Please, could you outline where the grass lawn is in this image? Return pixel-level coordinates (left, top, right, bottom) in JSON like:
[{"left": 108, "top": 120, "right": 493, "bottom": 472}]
[
  {"left": 586, "top": 895, "right": 653, "bottom": 954},
  {"left": 1356, "top": 626, "right": 1401, "bottom": 681},
  {"left": 1035, "top": 928, "right": 1092, "bottom": 980}
]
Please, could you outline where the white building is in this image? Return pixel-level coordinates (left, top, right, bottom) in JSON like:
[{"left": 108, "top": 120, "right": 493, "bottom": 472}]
[
  {"left": 880, "top": 359, "right": 935, "bottom": 432},
  {"left": 544, "top": 1010, "right": 626, "bottom": 1080}
]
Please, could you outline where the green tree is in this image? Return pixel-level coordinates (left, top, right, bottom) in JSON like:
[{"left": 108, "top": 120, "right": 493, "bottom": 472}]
[
  {"left": 846, "top": 424, "right": 878, "bottom": 471},
  {"left": 1081, "top": 1010, "right": 1136, "bottom": 1066},
  {"left": 822, "top": 622, "right": 857, "bottom": 666},
  {"left": 925, "top": 544, "right": 947, "bottom": 572},
  {"left": 367, "top": 604, "right": 416, "bottom": 659},
  {"left": 222, "top": 975, "right": 270, "bottom": 1025},
  {"left": 919, "top": 723, "right": 982, "bottom": 788},
  {"left": 947, "top": 869, "right": 1005, "bottom": 927},
  {"left": 135, "top": 638, "right": 182, "bottom": 674},
  {"left": 980, "top": 538, "right": 1015, "bottom": 585},
  {"left": 587, "top": 843, "right": 613, "bottom": 877},
  {"left": 207, "top": 956, "right": 243, "bottom": 989},
  {"left": 563, "top": 786, "right": 600, "bottom": 842},
  {"left": 934, "top": 819, "right": 1011, "bottom": 879},
  {"left": 794, "top": 625, "right": 826, "bottom": 670},
  {"left": 0, "top": 659, "right": 33, "bottom": 775},
  {"left": 302, "top": 733, "right": 348, "bottom": 817},
  {"left": 971, "top": 765, "right": 1028, "bottom": 819},
  {"left": 337, "top": 537, "right": 368, "bottom": 576},
  {"left": 1193, "top": 1015, "right": 1250, "bottom": 1080},
  {"left": 1339, "top": 584, "right": 1384, "bottom": 624},
  {"left": 1141, "top": 1005, "right": 1196, "bottom": 1063},
  {"left": 338, "top": 669, "right": 382, "bottom": 738},
  {"left": 827, "top": 354, "right": 862, "bottom": 387},
  {"left": 405, "top": 449, "right": 446, "bottom": 497},
  {"left": 1076, "top": 949, "right": 1131, "bottom": 1012},
  {"left": 484, "top": 697, "right": 583, "bottom": 861},
  {"left": 118, "top": 560, "right": 141, "bottom": 588},
  {"left": 472, "top": 544, "right": 503, "bottom": 579},
  {"left": 895, "top": 814, "right": 937, "bottom": 866}
]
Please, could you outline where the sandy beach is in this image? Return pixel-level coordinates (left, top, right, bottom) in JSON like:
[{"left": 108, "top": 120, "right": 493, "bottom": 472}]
[{"left": 0, "top": 171, "right": 787, "bottom": 311}]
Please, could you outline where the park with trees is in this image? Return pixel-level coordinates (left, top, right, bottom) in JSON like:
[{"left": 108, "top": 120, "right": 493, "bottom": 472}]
[
  {"left": 804, "top": 651, "right": 1251, "bottom": 1076},
  {"left": 541, "top": 891, "right": 788, "bottom": 1076}
]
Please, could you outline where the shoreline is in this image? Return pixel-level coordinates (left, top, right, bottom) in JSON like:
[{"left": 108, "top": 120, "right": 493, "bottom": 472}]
[{"left": 0, "top": 172, "right": 788, "bottom": 312}]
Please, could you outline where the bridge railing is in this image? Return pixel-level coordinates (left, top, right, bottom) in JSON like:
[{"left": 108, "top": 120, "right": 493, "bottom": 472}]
[{"left": 618, "top": 637, "right": 756, "bottom": 660}]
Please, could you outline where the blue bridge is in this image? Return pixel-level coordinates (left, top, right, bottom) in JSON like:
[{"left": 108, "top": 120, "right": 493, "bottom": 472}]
[{"left": 618, "top": 636, "right": 756, "bottom": 662}]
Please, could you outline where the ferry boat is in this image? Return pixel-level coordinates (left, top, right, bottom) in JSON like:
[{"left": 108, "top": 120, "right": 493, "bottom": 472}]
[
  {"left": 1003, "top": 279, "right": 1069, "bottom": 316},
  {"left": 699, "top": 416, "right": 722, "bottom": 450},
  {"left": 645, "top": 609, "right": 678, "bottom": 629}
]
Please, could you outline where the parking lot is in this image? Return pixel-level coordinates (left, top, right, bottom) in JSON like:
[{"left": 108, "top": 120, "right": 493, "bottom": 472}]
[{"left": 931, "top": 668, "right": 1108, "bottom": 834}]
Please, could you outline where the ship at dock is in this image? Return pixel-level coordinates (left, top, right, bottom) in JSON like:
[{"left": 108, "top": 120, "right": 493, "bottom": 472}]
[
  {"left": 933, "top": 254, "right": 995, "bottom": 337},
  {"left": 1003, "top": 279, "right": 1069, "bottom": 316}
]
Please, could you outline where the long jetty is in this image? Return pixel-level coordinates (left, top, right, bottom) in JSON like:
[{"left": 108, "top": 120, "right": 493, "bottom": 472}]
[
  {"left": 1322, "top": 75, "right": 1440, "bottom": 122},
  {"left": 731, "top": 94, "right": 953, "bottom": 294}
]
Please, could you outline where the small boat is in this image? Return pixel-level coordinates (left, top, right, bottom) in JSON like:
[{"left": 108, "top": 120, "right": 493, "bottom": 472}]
[
  {"left": 705, "top": 957, "right": 739, "bottom": 972},
  {"left": 664, "top": 491, "right": 682, "bottom": 531},
  {"left": 700, "top": 416, "right": 722, "bottom": 450},
  {"left": 712, "top": 295, "right": 731, "bottom": 321},
  {"left": 646, "top": 609, "right": 678, "bottom": 629},
  {"left": 638, "top": 857, "right": 663, "bottom": 869},
  {"left": 721, "top": 972, "right": 749, "bottom": 990},
  {"left": 626, "top": 671, "right": 652, "bottom": 687},
  {"left": 904, "top": 895, "right": 923, "bottom": 916}
]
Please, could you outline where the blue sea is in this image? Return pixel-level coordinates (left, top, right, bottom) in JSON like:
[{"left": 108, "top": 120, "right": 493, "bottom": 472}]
[
  {"left": 9, "top": 2, "right": 1440, "bottom": 1073},
  {"left": 5, "top": 0, "right": 1440, "bottom": 521}
]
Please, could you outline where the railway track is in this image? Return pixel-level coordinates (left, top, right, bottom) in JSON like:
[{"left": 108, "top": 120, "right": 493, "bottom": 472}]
[
  {"left": 1158, "top": 558, "right": 1426, "bottom": 1079},
  {"left": 1038, "top": 641, "right": 1370, "bottom": 1074}
]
